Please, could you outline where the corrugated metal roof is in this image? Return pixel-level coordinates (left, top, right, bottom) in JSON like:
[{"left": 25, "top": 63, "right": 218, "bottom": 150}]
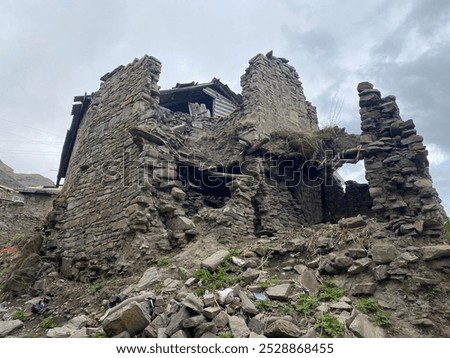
[{"left": 203, "top": 87, "right": 237, "bottom": 117}]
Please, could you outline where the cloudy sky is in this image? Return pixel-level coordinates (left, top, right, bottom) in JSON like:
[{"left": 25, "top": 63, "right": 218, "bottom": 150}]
[{"left": 1, "top": 0, "right": 449, "bottom": 213}]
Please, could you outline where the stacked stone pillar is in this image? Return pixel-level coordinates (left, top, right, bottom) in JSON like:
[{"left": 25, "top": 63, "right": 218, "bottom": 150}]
[{"left": 358, "top": 82, "right": 445, "bottom": 236}]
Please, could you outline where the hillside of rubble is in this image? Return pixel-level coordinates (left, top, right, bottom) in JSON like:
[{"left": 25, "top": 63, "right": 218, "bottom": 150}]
[{"left": 1, "top": 215, "right": 449, "bottom": 338}]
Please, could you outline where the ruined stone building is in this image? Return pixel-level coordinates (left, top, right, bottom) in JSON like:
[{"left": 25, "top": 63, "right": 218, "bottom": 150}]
[{"left": 45, "top": 52, "right": 445, "bottom": 282}]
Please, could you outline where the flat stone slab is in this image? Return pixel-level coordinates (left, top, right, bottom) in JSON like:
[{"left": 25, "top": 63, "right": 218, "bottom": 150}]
[
  {"left": 349, "top": 313, "right": 384, "bottom": 338},
  {"left": 201, "top": 249, "right": 230, "bottom": 272},
  {"left": 0, "top": 320, "right": 24, "bottom": 338},
  {"left": 298, "top": 270, "right": 320, "bottom": 296},
  {"left": 182, "top": 293, "right": 204, "bottom": 313},
  {"left": 265, "top": 320, "right": 302, "bottom": 338},
  {"left": 229, "top": 316, "right": 250, "bottom": 338},
  {"left": 266, "top": 283, "right": 291, "bottom": 300},
  {"left": 422, "top": 245, "right": 450, "bottom": 261},
  {"left": 371, "top": 244, "right": 398, "bottom": 264},
  {"left": 238, "top": 291, "right": 258, "bottom": 315}
]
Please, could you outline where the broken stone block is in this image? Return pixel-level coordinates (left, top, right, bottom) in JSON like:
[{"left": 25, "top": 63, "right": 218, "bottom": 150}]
[
  {"left": 102, "top": 302, "right": 151, "bottom": 337},
  {"left": 347, "top": 248, "right": 367, "bottom": 259},
  {"left": 248, "top": 317, "right": 264, "bottom": 334},
  {"left": 171, "top": 330, "right": 188, "bottom": 338},
  {"left": 412, "top": 318, "right": 435, "bottom": 327},
  {"left": 338, "top": 215, "right": 366, "bottom": 229},
  {"left": 349, "top": 313, "right": 384, "bottom": 338},
  {"left": 182, "top": 293, "right": 204, "bottom": 314},
  {"left": 47, "top": 326, "right": 73, "bottom": 338},
  {"left": 348, "top": 257, "right": 372, "bottom": 275},
  {"left": 200, "top": 332, "right": 218, "bottom": 338},
  {"left": 330, "top": 302, "right": 353, "bottom": 311},
  {"left": 351, "top": 283, "right": 377, "bottom": 296},
  {"left": 264, "top": 320, "right": 302, "bottom": 338},
  {"left": 228, "top": 316, "right": 250, "bottom": 338},
  {"left": 166, "top": 216, "right": 195, "bottom": 232},
  {"left": 67, "top": 315, "right": 89, "bottom": 330},
  {"left": 171, "top": 187, "right": 186, "bottom": 201},
  {"left": 69, "top": 327, "right": 89, "bottom": 338},
  {"left": 165, "top": 306, "right": 191, "bottom": 337},
  {"left": 212, "top": 311, "right": 230, "bottom": 329},
  {"left": 421, "top": 245, "right": 450, "bottom": 261},
  {"left": 373, "top": 265, "right": 389, "bottom": 281},
  {"left": 334, "top": 255, "right": 355, "bottom": 268},
  {"left": 0, "top": 320, "right": 24, "bottom": 338},
  {"left": 298, "top": 270, "right": 320, "bottom": 296},
  {"left": 266, "top": 283, "right": 291, "bottom": 300},
  {"left": 371, "top": 244, "right": 398, "bottom": 264},
  {"left": 194, "top": 322, "right": 218, "bottom": 338},
  {"left": 203, "top": 293, "right": 216, "bottom": 307},
  {"left": 201, "top": 249, "right": 230, "bottom": 272},
  {"left": 238, "top": 291, "right": 258, "bottom": 315},
  {"left": 135, "top": 266, "right": 160, "bottom": 291},
  {"left": 203, "top": 305, "right": 221, "bottom": 319},
  {"left": 249, "top": 332, "right": 266, "bottom": 338},
  {"left": 182, "top": 315, "right": 207, "bottom": 329},
  {"left": 241, "top": 268, "right": 260, "bottom": 284}
]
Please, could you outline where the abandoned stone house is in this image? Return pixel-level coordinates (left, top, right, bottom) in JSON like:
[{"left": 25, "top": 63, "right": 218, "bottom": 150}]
[{"left": 46, "top": 52, "right": 446, "bottom": 282}]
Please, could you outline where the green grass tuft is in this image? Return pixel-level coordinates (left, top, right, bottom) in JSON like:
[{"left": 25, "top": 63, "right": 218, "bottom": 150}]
[
  {"left": 12, "top": 310, "right": 26, "bottom": 321},
  {"left": 39, "top": 317, "right": 56, "bottom": 330},
  {"left": 255, "top": 300, "right": 272, "bottom": 312},
  {"left": 193, "top": 262, "right": 241, "bottom": 295},
  {"left": 157, "top": 258, "right": 170, "bottom": 267},
  {"left": 315, "top": 314, "right": 344, "bottom": 338},
  {"left": 295, "top": 295, "right": 319, "bottom": 316},
  {"left": 355, "top": 298, "right": 379, "bottom": 313}
]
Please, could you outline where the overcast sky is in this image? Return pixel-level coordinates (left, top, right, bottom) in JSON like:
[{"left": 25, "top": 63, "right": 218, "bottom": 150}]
[{"left": 1, "top": 0, "right": 449, "bottom": 213}]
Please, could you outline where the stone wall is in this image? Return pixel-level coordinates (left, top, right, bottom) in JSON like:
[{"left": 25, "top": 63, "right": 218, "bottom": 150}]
[
  {"left": 358, "top": 82, "right": 445, "bottom": 236},
  {"left": 239, "top": 53, "right": 318, "bottom": 141},
  {"left": 322, "top": 180, "right": 373, "bottom": 223},
  {"left": 46, "top": 56, "right": 175, "bottom": 281}
]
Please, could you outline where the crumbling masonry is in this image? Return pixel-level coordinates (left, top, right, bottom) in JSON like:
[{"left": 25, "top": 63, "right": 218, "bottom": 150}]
[{"left": 44, "top": 53, "right": 445, "bottom": 282}]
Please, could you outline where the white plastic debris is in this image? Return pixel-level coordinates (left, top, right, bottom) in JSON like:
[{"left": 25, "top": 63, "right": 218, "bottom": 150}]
[{"left": 231, "top": 256, "right": 246, "bottom": 267}]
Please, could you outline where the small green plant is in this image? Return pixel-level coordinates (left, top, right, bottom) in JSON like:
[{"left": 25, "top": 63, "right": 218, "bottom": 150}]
[
  {"left": 12, "top": 310, "right": 26, "bottom": 321},
  {"left": 195, "top": 287, "right": 206, "bottom": 297},
  {"left": 218, "top": 331, "right": 233, "bottom": 338},
  {"left": 373, "top": 311, "right": 391, "bottom": 328},
  {"left": 315, "top": 314, "right": 344, "bottom": 338},
  {"left": 39, "top": 317, "right": 56, "bottom": 330},
  {"left": 90, "top": 332, "right": 107, "bottom": 338},
  {"left": 0, "top": 283, "right": 4, "bottom": 291},
  {"left": 424, "top": 288, "right": 437, "bottom": 300},
  {"left": 255, "top": 300, "right": 272, "bottom": 312},
  {"left": 318, "top": 286, "right": 344, "bottom": 303},
  {"left": 355, "top": 298, "right": 379, "bottom": 313},
  {"left": 152, "top": 281, "right": 164, "bottom": 293},
  {"left": 227, "top": 248, "right": 242, "bottom": 259},
  {"left": 157, "top": 258, "right": 170, "bottom": 267},
  {"left": 295, "top": 295, "right": 319, "bottom": 316},
  {"left": 278, "top": 304, "right": 295, "bottom": 315},
  {"left": 355, "top": 298, "right": 391, "bottom": 328},
  {"left": 90, "top": 283, "right": 103, "bottom": 294},
  {"left": 193, "top": 262, "right": 240, "bottom": 295}
]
